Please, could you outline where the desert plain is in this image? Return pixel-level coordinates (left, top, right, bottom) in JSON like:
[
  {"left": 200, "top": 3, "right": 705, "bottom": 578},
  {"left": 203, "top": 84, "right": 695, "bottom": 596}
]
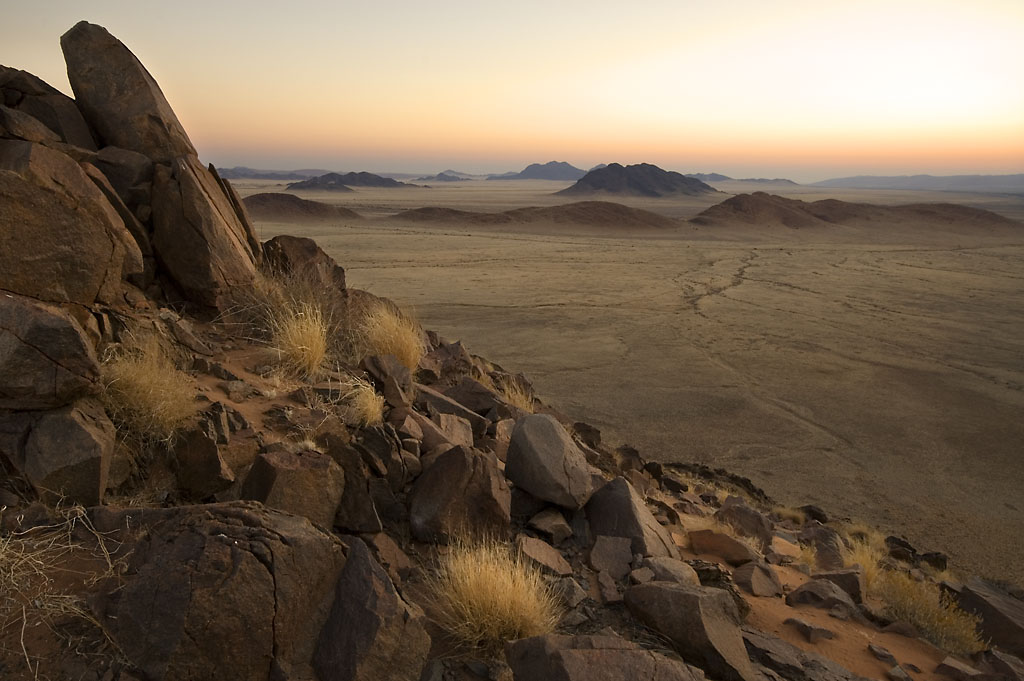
[{"left": 237, "top": 178, "right": 1024, "bottom": 584}]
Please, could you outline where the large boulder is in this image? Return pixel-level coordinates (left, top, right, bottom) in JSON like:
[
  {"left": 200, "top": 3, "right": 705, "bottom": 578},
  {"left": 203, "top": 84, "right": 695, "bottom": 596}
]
[
  {"left": 409, "top": 446, "right": 510, "bottom": 542},
  {"left": 785, "top": 578, "right": 863, "bottom": 621},
  {"left": 506, "top": 414, "right": 595, "bottom": 509},
  {"left": 0, "top": 398, "right": 113, "bottom": 505},
  {"left": 0, "top": 65, "right": 97, "bottom": 149},
  {"left": 263, "top": 234, "right": 346, "bottom": 291},
  {"left": 60, "top": 21, "right": 195, "bottom": 161},
  {"left": 240, "top": 448, "right": 345, "bottom": 529},
  {"left": 506, "top": 634, "right": 707, "bottom": 681},
  {"left": 957, "top": 578, "right": 1024, "bottom": 657},
  {"left": 799, "top": 521, "right": 846, "bottom": 570},
  {"left": 0, "top": 140, "right": 143, "bottom": 306},
  {"left": 715, "top": 496, "right": 774, "bottom": 551},
  {"left": 585, "top": 477, "right": 679, "bottom": 558},
  {"left": 313, "top": 539, "right": 430, "bottom": 681},
  {"left": 625, "top": 582, "right": 757, "bottom": 681},
  {"left": 689, "top": 530, "right": 759, "bottom": 566},
  {"left": 151, "top": 155, "right": 260, "bottom": 308},
  {"left": 93, "top": 502, "right": 348, "bottom": 681},
  {"left": 0, "top": 293, "right": 100, "bottom": 410}
]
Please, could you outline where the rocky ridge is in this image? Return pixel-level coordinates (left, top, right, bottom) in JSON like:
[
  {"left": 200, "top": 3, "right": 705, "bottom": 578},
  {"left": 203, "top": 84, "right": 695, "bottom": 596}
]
[{"left": 1, "top": 20, "right": 1023, "bottom": 681}]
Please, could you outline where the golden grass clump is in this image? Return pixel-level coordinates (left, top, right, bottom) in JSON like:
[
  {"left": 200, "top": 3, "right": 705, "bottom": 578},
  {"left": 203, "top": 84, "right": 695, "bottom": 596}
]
[
  {"left": 354, "top": 301, "right": 426, "bottom": 371},
  {"left": 875, "top": 570, "right": 984, "bottom": 656},
  {"left": 797, "top": 542, "right": 818, "bottom": 571},
  {"left": 339, "top": 375, "right": 385, "bottom": 426},
  {"left": 426, "top": 539, "right": 561, "bottom": 655},
  {"left": 268, "top": 301, "right": 330, "bottom": 379},
  {"left": 773, "top": 505, "right": 807, "bottom": 526},
  {"left": 497, "top": 377, "right": 535, "bottom": 413},
  {"left": 844, "top": 539, "right": 885, "bottom": 591},
  {"left": 101, "top": 335, "right": 196, "bottom": 445}
]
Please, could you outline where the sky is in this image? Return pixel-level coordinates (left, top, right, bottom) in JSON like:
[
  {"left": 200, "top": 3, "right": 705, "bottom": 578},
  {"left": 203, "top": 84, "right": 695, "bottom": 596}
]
[{"left": 2, "top": 0, "right": 1022, "bottom": 182}]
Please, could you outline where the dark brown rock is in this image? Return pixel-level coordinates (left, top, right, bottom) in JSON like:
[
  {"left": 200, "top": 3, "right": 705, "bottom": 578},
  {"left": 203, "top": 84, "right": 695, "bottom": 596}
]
[
  {"left": 0, "top": 65, "right": 97, "bottom": 149},
  {"left": 506, "top": 634, "right": 707, "bottom": 681},
  {"left": 743, "top": 627, "right": 872, "bottom": 681},
  {"left": 644, "top": 556, "right": 700, "bottom": 586},
  {"left": 783, "top": 617, "right": 836, "bottom": 644},
  {"left": 240, "top": 448, "right": 344, "bottom": 528},
  {"left": 323, "top": 434, "right": 383, "bottom": 534},
  {"left": 263, "top": 233, "right": 346, "bottom": 291},
  {"left": 733, "top": 562, "right": 784, "bottom": 597},
  {"left": 0, "top": 103, "right": 61, "bottom": 143},
  {"left": 364, "top": 532, "right": 413, "bottom": 587},
  {"left": 517, "top": 534, "right": 572, "bottom": 576},
  {"left": 409, "top": 446, "right": 510, "bottom": 542},
  {"left": 444, "top": 376, "right": 524, "bottom": 420},
  {"left": 689, "top": 529, "right": 759, "bottom": 566},
  {"left": 173, "top": 427, "right": 235, "bottom": 499},
  {"left": 506, "top": 414, "right": 595, "bottom": 509},
  {"left": 785, "top": 579, "right": 863, "bottom": 621},
  {"left": 715, "top": 495, "right": 774, "bottom": 551},
  {"left": 799, "top": 521, "right": 847, "bottom": 570},
  {"left": 589, "top": 535, "right": 633, "bottom": 579},
  {"left": 935, "top": 658, "right": 987, "bottom": 681},
  {"left": 95, "top": 502, "right": 347, "bottom": 681},
  {"left": 585, "top": 477, "right": 679, "bottom": 558},
  {"left": 625, "top": 582, "right": 757, "bottom": 681},
  {"left": 414, "top": 383, "right": 488, "bottom": 438},
  {"left": 814, "top": 568, "right": 866, "bottom": 604},
  {"left": 957, "top": 577, "right": 1024, "bottom": 657},
  {"left": 313, "top": 538, "right": 430, "bottom": 681},
  {"left": 529, "top": 508, "right": 573, "bottom": 544}
]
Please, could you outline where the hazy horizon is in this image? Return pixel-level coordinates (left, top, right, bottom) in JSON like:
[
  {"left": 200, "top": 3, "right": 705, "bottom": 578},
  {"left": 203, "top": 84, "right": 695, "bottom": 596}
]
[{"left": 3, "top": 0, "right": 1022, "bottom": 183}]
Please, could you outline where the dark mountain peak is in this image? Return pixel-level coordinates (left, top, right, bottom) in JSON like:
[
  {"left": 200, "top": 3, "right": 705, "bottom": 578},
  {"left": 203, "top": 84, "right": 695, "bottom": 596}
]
[{"left": 557, "top": 162, "right": 718, "bottom": 197}]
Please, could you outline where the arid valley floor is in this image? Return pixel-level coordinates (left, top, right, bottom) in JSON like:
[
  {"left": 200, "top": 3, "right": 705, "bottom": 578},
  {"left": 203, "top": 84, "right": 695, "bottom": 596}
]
[{"left": 238, "top": 179, "right": 1024, "bottom": 584}]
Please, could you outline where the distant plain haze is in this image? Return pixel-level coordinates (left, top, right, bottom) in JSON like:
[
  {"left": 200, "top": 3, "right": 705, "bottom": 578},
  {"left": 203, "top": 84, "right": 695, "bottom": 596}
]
[{"left": 3, "top": 0, "right": 1022, "bottom": 182}]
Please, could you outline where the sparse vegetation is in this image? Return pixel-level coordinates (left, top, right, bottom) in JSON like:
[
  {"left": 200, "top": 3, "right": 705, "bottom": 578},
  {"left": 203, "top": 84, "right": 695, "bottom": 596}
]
[
  {"left": 267, "top": 300, "right": 330, "bottom": 379},
  {"left": 425, "top": 539, "right": 561, "bottom": 655},
  {"left": 843, "top": 538, "right": 885, "bottom": 591},
  {"left": 352, "top": 300, "right": 426, "bottom": 371},
  {"left": 100, "top": 335, "right": 196, "bottom": 446},
  {"left": 339, "top": 375, "right": 385, "bottom": 426},
  {"left": 797, "top": 542, "right": 818, "bottom": 571},
  {"left": 773, "top": 505, "right": 807, "bottom": 525},
  {"left": 875, "top": 570, "right": 985, "bottom": 656},
  {"left": 497, "top": 376, "right": 535, "bottom": 412}
]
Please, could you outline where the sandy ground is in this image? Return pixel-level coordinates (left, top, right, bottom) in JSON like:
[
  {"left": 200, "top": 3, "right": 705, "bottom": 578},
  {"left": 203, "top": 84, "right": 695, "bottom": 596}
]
[{"left": 237, "top": 180, "right": 1024, "bottom": 584}]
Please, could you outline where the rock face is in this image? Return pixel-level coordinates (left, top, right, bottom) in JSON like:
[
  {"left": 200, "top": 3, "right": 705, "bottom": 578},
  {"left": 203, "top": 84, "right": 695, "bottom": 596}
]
[
  {"left": 505, "top": 414, "right": 595, "bottom": 509},
  {"left": 313, "top": 539, "right": 430, "bottom": 681},
  {"left": 60, "top": 21, "right": 196, "bottom": 161},
  {"left": 0, "top": 293, "right": 100, "bottom": 410},
  {"left": 506, "top": 634, "right": 707, "bottom": 681},
  {"left": 0, "top": 139, "right": 143, "bottom": 306},
  {"left": 409, "top": 446, "right": 511, "bottom": 542},
  {"left": 263, "top": 234, "right": 346, "bottom": 291},
  {"left": 95, "top": 503, "right": 348, "bottom": 681},
  {"left": 957, "top": 578, "right": 1024, "bottom": 657},
  {"left": 586, "top": 477, "right": 680, "bottom": 558},
  {"left": 626, "top": 582, "right": 757, "bottom": 681},
  {"left": 0, "top": 65, "right": 97, "bottom": 148}
]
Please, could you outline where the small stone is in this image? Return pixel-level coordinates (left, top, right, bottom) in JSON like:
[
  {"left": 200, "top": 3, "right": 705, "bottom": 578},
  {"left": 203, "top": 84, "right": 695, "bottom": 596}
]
[
  {"left": 528, "top": 508, "right": 573, "bottom": 544},
  {"left": 868, "top": 644, "right": 898, "bottom": 666},
  {"left": 598, "top": 571, "right": 622, "bottom": 604},
  {"left": 783, "top": 617, "right": 835, "bottom": 644},
  {"left": 629, "top": 567, "right": 655, "bottom": 584},
  {"left": 733, "top": 562, "right": 783, "bottom": 597},
  {"left": 887, "top": 667, "right": 913, "bottom": 681},
  {"left": 517, "top": 535, "right": 572, "bottom": 576}
]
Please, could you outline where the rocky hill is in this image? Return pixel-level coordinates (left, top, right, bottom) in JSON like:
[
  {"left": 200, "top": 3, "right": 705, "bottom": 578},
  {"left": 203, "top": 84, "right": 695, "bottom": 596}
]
[
  {"left": 488, "top": 161, "right": 587, "bottom": 181},
  {"left": 393, "top": 201, "right": 679, "bottom": 229},
  {"left": 559, "top": 163, "right": 719, "bottom": 197},
  {"left": 242, "top": 192, "right": 362, "bottom": 221},
  {"left": 287, "top": 171, "right": 413, "bottom": 190},
  {"left": 2, "top": 20, "right": 1023, "bottom": 681}
]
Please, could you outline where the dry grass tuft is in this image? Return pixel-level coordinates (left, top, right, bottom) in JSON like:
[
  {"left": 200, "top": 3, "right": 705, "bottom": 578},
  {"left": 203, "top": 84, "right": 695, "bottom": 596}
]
[
  {"left": 267, "top": 301, "right": 330, "bottom": 379},
  {"left": 425, "top": 538, "right": 561, "bottom": 655},
  {"left": 497, "top": 377, "right": 535, "bottom": 413},
  {"left": 339, "top": 375, "right": 385, "bottom": 427},
  {"left": 875, "top": 570, "right": 984, "bottom": 656},
  {"left": 773, "top": 505, "right": 807, "bottom": 525},
  {"left": 352, "top": 300, "right": 426, "bottom": 371},
  {"left": 797, "top": 542, "right": 818, "bottom": 571},
  {"left": 100, "top": 335, "right": 196, "bottom": 446},
  {"left": 844, "top": 539, "right": 885, "bottom": 591}
]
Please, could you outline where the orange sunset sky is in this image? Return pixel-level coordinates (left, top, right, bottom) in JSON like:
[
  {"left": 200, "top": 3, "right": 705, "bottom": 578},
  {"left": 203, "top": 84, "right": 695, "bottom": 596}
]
[{"left": 3, "top": 0, "right": 1022, "bottom": 182}]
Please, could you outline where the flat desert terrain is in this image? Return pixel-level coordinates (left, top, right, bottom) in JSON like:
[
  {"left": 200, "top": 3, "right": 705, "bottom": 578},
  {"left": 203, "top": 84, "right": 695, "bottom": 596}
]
[{"left": 238, "top": 179, "right": 1024, "bottom": 583}]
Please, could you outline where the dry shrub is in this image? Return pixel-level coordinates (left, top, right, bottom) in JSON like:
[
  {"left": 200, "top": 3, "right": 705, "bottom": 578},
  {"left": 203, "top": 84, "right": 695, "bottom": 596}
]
[
  {"left": 352, "top": 300, "right": 426, "bottom": 371},
  {"left": 268, "top": 301, "right": 329, "bottom": 379},
  {"left": 339, "top": 375, "right": 384, "bottom": 427},
  {"left": 797, "top": 542, "right": 818, "bottom": 571},
  {"left": 497, "top": 377, "right": 535, "bottom": 413},
  {"left": 875, "top": 570, "right": 984, "bottom": 656},
  {"left": 426, "top": 539, "right": 560, "bottom": 655},
  {"left": 844, "top": 539, "right": 885, "bottom": 591},
  {"left": 773, "top": 505, "right": 806, "bottom": 525},
  {"left": 101, "top": 335, "right": 196, "bottom": 445}
]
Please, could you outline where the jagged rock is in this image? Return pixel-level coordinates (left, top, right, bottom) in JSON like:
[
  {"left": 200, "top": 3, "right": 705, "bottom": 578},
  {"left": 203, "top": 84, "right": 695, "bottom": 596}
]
[
  {"left": 0, "top": 139, "right": 143, "bottom": 306},
  {"left": 362, "top": 354, "right": 413, "bottom": 408},
  {"left": 81, "top": 161, "right": 154, "bottom": 278},
  {"left": 0, "top": 103, "right": 61, "bottom": 143},
  {"left": 785, "top": 579, "right": 863, "bottom": 621},
  {"left": 0, "top": 65, "right": 96, "bottom": 148},
  {"left": 365, "top": 532, "right": 413, "bottom": 587},
  {"left": 598, "top": 570, "right": 622, "bottom": 603},
  {"left": 799, "top": 521, "right": 846, "bottom": 570},
  {"left": 240, "top": 448, "right": 345, "bottom": 528},
  {"left": 783, "top": 617, "right": 835, "bottom": 644},
  {"left": 733, "top": 562, "right": 783, "bottom": 597},
  {"left": 263, "top": 234, "right": 346, "bottom": 291},
  {"left": 325, "top": 433, "right": 382, "bottom": 533},
  {"left": 868, "top": 644, "right": 897, "bottom": 665},
  {"left": 506, "top": 414, "right": 595, "bottom": 509},
  {"left": 173, "top": 427, "right": 235, "bottom": 499},
  {"left": 983, "top": 649, "right": 1024, "bottom": 681},
  {"left": 689, "top": 530, "right": 759, "bottom": 566},
  {"left": 887, "top": 666, "right": 913, "bottom": 681},
  {"left": 625, "top": 582, "right": 757, "bottom": 681},
  {"left": 506, "top": 634, "right": 707, "bottom": 681},
  {"left": 444, "top": 376, "right": 524, "bottom": 420},
  {"left": 60, "top": 21, "right": 195, "bottom": 161},
  {"left": 885, "top": 536, "right": 918, "bottom": 563},
  {"left": 815, "top": 568, "right": 865, "bottom": 604},
  {"left": 529, "top": 508, "right": 573, "bottom": 544},
  {"left": 0, "top": 293, "right": 101, "bottom": 410},
  {"left": 644, "top": 556, "right": 700, "bottom": 586},
  {"left": 586, "top": 477, "right": 679, "bottom": 558},
  {"left": 589, "top": 535, "right": 633, "bottom": 579},
  {"left": 409, "top": 446, "right": 510, "bottom": 542},
  {"left": 743, "top": 627, "right": 872, "bottom": 681},
  {"left": 517, "top": 534, "right": 572, "bottom": 576},
  {"left": 92, "top": 145, "right": 153, "bottom": 208},
  {"left": 414, "top": 383, "right": 488, "bottom": 438},
  {"left": 957, "top": 577, "right": 1024, "bottom": 657},
  {"left": 313, "top": 539, "right": 430, "bottom": 681},
  {"left": 715, "top": 496, "right": 774, "bottom": 551},
  {"left": 436, "top": 412, "right": 474, "bottom": 449},
  {"left": 151, "top": 155, "right": 259, "bottom": 309},
  {"left": 631, "top": 567, "right": 656, "bottom": 584},
  {"left": 93, "top": 502, "right": 347, "bottom": 681},
  {"left": 0, "top": 397, "right": 113, "bottom": 505}
]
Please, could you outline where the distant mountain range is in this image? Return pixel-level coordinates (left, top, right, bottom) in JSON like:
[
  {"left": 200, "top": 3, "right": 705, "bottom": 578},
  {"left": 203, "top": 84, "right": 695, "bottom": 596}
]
[
  {"left": 415, "top": 170, "right": 471, "bottom": 182},
  {"left": 686, "top": 172, "right": 732, "bottom": 182},
  {"left": 487, "top": 161, "right": 587, "bottom": 181},
  {"left": 217, "top": 167, "right": 331, "bottom": 181},
  {"left": 558, "top": 163, "right": 718, "bottom": 198},
  {"left": 685, "top": 173, "right": 798, "bottom": 185},
  {"left": 286, "top": 171, "right": 415, "bottom": 191},
  {"left": 812, "top": 174, "right": 1024, "bottom": 193}
]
